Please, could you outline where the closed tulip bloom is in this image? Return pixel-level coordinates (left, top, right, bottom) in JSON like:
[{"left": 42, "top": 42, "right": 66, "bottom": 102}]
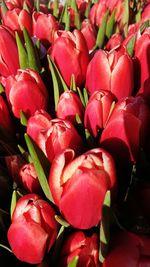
[
  {"left": 81, "top": 19, "right": 97, "bottom": 51},
  {"left": 135, "top": 30, "right": 150, "bottom": 91},
  {"left": 0, "top": 95, "right": 14, "bottom": 134},
  {"left": 49, "top": 148, "right": 117, "bottom": 229},
  {"left": 85, "top": 48, "right": 134, "bottom": 101},
  {"left": 7, "top": 194, "right": 58, "bottom": 264},
  {"left": 103, "top": 231, "right": 150, "bottom": 267},
  {"left": 19, "top": 163, "right": 43, "bottom": 195},
  {"left": 48, "top": 29, "right": 89, "bottom": 87},
  {"left": 100, "top": 96, "right": 150, "bottom": 168},
  {"left": 0, "top": 25, "right": 19, "bottom": 77},
  {"left": 56, "top": 90, "right": 85, "bottom": 125},
  {"left": 45, "top": 118, "right": 84, "bottom": 162},
  {"left": 105, "top": 33, "right": 123, "bottom": 51},
  {"left": 84, "top": 90, "right": 115, "bottom": 138},
  {"left": 5, "top": 69, "right": 49, "bottom": 119},
  {"left": 58, "top": 231, "right": 100, "bottom": 267},
  {"left": 27, "top": 109, "right": 52, "bottom": 156},
  {"left": 32, "top": 11, "right": 59, "bottom": 47},
  {"left": 2, "top": 8, "right": 32, "bottom": 36}
]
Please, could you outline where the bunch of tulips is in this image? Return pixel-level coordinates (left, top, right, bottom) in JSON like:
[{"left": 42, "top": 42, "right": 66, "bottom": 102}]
[{"left": 0, "top": 0, "right": 150, "bottom": 266}]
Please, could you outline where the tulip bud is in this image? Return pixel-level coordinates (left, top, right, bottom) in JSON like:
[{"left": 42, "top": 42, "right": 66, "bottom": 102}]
[
  {"left": 32, "top": 11, "right": 59, "bottom": 48},
  {"left": 27, "top": 109, "right": 52, "bottom": 156},
  {"left": 81, "top": 18, "right": 97, "bottom": 51},
  {"left": 85, "top": 48, "right": 134, "bottom": 101},
  {"left": 56, "top": 90, "right": 85, "bottom": 125},
  {"left": 59, "top": 231, "right": 100, "bottom": 267},
  {"left": 7, "top": 193, "right": 58, "bottom": 264},
  {"left": 0, "top": 25, "right": 20, "bottom": 77},
  {"left": 2, "top": 8, "right": 32, "bottom": 36},
  {"left": 45, "top": 118, "right": 84, "bottom": 162},
  {"left": 5, "top": 69, "right": 49, "bottom": 119},
  {"left": 19, "top": 163, "right": 43, "bottom": 195},
  {"left": 49, "top": 148, "right": 117, "bottom": 229},
  {"left": 103, "top": 231, "right": 150, "bottom": 267},
  {"left": 48, "top": 29, "right": 89, "bottom": 87},
  {"left": 84, "top": 90, "right": 115, "bottom": 138},
  {"left": 100, "top": 95, "right": 150, "bottom": 168}
]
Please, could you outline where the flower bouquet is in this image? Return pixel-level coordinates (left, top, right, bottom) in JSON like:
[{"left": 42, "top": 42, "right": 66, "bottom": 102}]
[{"left": 0, "top": 0, "right": 150, "bottom": 266}]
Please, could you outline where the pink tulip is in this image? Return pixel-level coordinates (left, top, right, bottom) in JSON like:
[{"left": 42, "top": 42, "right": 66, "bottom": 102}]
[
  {"left": 85, "top": 48, "right": 134, "bottom": 101},
  {"left": 49, "top": 148, "right": 117, "bottom": 229},
  {"left": 45, "top": 118, "right": 84, "bottom": 162},
  {"left": 48, "top": 29, "right": 89, "bottom": 87},
  {"left": 5, "top": 69, "right": 49, "bottom": 119},
  {"left": 84, "top": 90, "right": 115, "bottom": 138},
  {"left": 103, "top": 231, "right": 150, "bottom": 267},
  {"left": 100, "top": 96, "right": 150, "bottom": 168},
  {"left": 56, "top": 90, "right": 85, "bottom": 125},
  {"left": 19, "top": 163, "right": 43, "bottom": 195},
  {"left": 2, "top": 8, "right": 32, "bottom": 35},
  {"left": 32, "top": 11, "right": 59, "bottom": 47},
  {"left": 0, "top": 25, "right": 20, "bottom": 77},
  {"left": 58, "top": 231, "right": 100, "bottom": 267},
  {"left": 7, "top": 193, "right": 58, "bottom": 264}
]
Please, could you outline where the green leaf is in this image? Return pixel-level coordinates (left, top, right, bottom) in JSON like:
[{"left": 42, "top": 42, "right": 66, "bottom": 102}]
[
  {"left": 122, "top": 0, "right": 129, "bottom": 37},
  {"left": 24, "top": 134, "right": 53, "bottom": 202},
  {"left": 0, "top": 244, "right": 12, "bottom": 253},
  {"left": 83, "top": 88, "right": 89, "bottom": 107},
  {"left": 70, "top": 0, "right": 81, "bottom": 29},
  {"left": 70, "top": 74, "right": 77, "bottom": 91},
  {"left": 23, "top": 27, "right": 41, "bottom": 73},
  {"left": 1, "top": 0, "right": 8, "bottom": 15},
  {"left": 106, "top": 8, "right": 116, "bottom": 39},
  {"left": 20, "top": 111, "right": 28, "bottom": 126},
  {"left": 140, "top": 20, "right": 150, "bottom": 34},
  {"left": 59, "top": 2, "right": 68, "bottom": 24},
  {"left": 48, "top": 56, "right": 68, "bottom": 111},
  {"left": 34, "top": 0, "right": 40, "bottom": 11},
  {"left": 99, "top": 190, "right": 111, "bottom": 263},
  {"left": 85, "top": 128, "right": 96, "bottom": 148},
  {"left": 0, "top": 83, "right": 5, "bottom": 94},
  {"left": 67, "top": 256, "right": 79, "bottom": 267},
  {"left": 85, "top": 1, "right": 91, "bottom": 18},
  {"left": 95, "top": 9, "right": 110, "bottom": 49},
  {"left": 126, "top": 34, "right": 136, "bottom": 57},
  {"left": 65, "top": 10, "right": 70, "bottom": 31},
  {"left": 53, "top": 0, "right": 59, "bottom": 18},
  {"left": 15, "top": 32, "right": 29, "bottom": 69},
  {"left": 76, "top": 87, "right": 86, "bottom": 107},
  {"left": 23, "top": 1, "right": 30, "bottom": 12},
  {"left": 10, "top": 190, "right": 20, "bottom": 219},
  {"left": 55, "top": 215, "right": 70, "bottom": 227}
]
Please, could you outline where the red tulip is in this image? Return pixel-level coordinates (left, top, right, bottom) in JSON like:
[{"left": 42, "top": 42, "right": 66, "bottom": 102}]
[
  {"left": 0, "top": 25, "right": 19, "bottom": 77},
  {"left": 84, "top": 90, "right": 115, "bottom": 138},
  {"left": 49, "top": 148, "right": 117, "bottom": 229},
  {"left": 100, "top": 96, "right": 150, "bottom": 168},
  {"left": 89, "top": 1, "right": 108, "bottom": 28},
  {"left": 0, "top": 95, "right": 14, "bottom": 134},
  {"left": 19, "top": 163, "right": 43, "bottom": 195},
  {"left": 56, "top": 90, "right": 85, "bottom": 125},
  {"left": 135, "top": 30, "right": 150, "bottom": 92},
  {"left": 105, "top": 33, "right": 123, "bottom": 51},
  {"left": 32, "top": 11, "right": 59, "bottom": 47},
  {"left": 81, "top": 19, "right": 97, "bottom": 51},
  {"left": 45, "top": 118, "right": 84, "bottom": 162},
  {"left": 27, "top": 109, "right": 52, "bottom": 156},
  {"left": 5, "top": 69, "right": 49, "bottom": 119},
  {"left": 2, "top": 8, "right": 32, "bottom": 36},
  {"left": 58, "top": 231, "right": 100, "bottom": 267},
  {"left": 5, "top": 154, "right": 25, "bottom": 186},
  {"left": 102, "top": 231, "right": 150, "bottom": 267},
  {"left": 85, "top": 48, "right": 134, "bottom": 101},
  {"left": 7, "top": 193, "right": 58, "bottom": 264},
  {"left": 48, "top": 29, "right": 89, "bottom": 87}
]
